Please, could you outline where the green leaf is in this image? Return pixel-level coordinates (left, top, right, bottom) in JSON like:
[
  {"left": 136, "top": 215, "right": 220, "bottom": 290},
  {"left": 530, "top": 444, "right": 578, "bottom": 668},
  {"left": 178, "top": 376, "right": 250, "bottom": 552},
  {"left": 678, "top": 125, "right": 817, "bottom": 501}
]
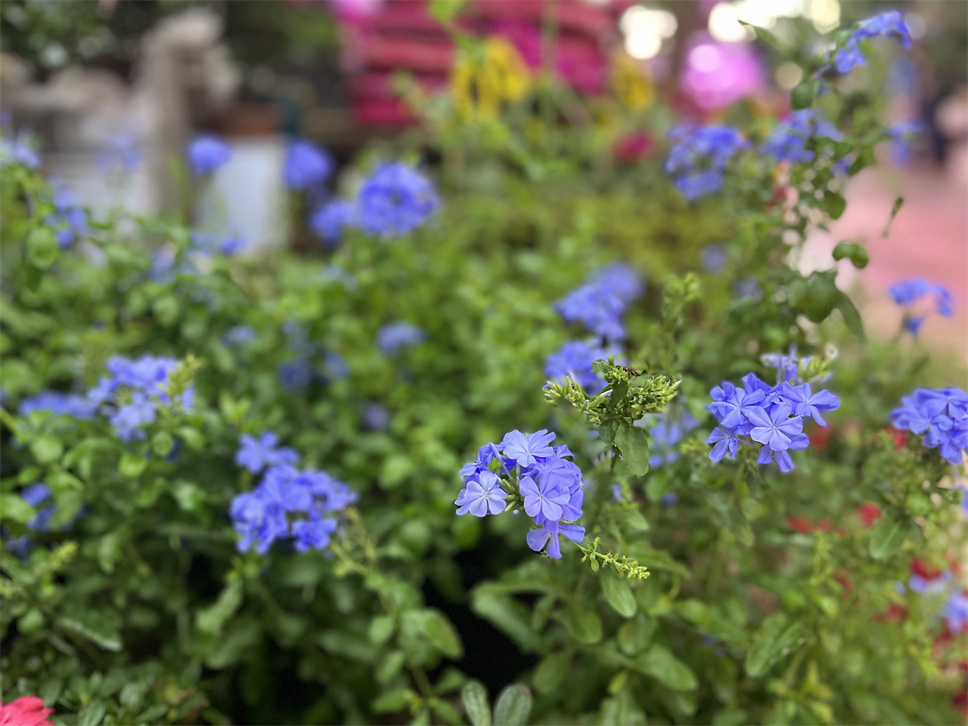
[
  {"left": 602, "top": 572, "right": 637, "bottom": 618},
  {"left": 823, "top": 191, "right": 846, "bottom": 220},
  {"left": 177, "top": 426, "right": 205, "bottom": 451},
  {"left": 420, "top": 609, "right": 463, "bottom": 658},
  {"left": 614, "top": 424, "right": 650, "bottom": 476},
  {"left": 78, "top": 702, "right": 106, "bottom": 726},
  {"left": 59, "top": 613, "right": 123, "bottom": 652},
  {"left": 738, "top": 19, "right": 791, "bottom": 56},
  {"left": 373, "top": 687, "right": 416, "bottom": 714},
  {"left": 151, "top": 431, "right": 175, "bottom": 458},
  {"left": 471, "top": 592, "right": 543, "bottom": 653},
  {"left": 0, "top": 493, "right": 35, "bottom": 524},
  {"left": 205, "top": 619, "right": 260, "bottom": 669},
  {"left": 197, "top": 581, "right": 244, "bottom": 636},
  {"left": 634, "top": 644, "right": 697, "bottom": 691},
  {"left": 368, "top": 615, "right": 396, "bottom": 645},
  {"left": 834, "top": 291, "right": 866, "bottom": 341},
  {"left": 152, "top": 295, "right": 181, "bottom": 327},
  {"left": 618, "top": 614, "right": 656, "bottom": 656},
  {"left": 745, "top": 613, "right": 812, "bottom": 677},
  {"left": 30, "top": 435, "right": 63, "bottom": 464},
  {"left": 883, "top": 196, "right": 904, "bottom": 236},
  {"left": 790, "top": 79, "right": 816, "bottom": 110},
  {"left": 376, "top": 650, "right": 407, "bottom": 684},
  {"left": 119, "top": 453, "right": 148, "bottom": 479},
  {"left": 461, "top": 681, "right": 491, "bottom": 726},
  {"left": 869, "top": 513, "right": 916, "bottom": 559},
  {"left": 26, "top": 227, "right": 59, "bottom": 269},
  {"left": 832, "top": 241, "right": 869, "bottom": 269},
  {"left": 562, "top": 608, "right": 602, "bottom": 645},
  {"left": 493, "top": 685, "right": 532, "bottom": 726},
  {"left": 533, "top": 651, "right": 570, "bottom": 694}
]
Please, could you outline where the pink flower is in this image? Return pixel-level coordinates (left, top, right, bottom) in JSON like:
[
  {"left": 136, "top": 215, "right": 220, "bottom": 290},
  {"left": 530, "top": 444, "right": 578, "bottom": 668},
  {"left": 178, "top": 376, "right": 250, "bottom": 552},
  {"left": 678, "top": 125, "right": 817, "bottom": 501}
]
[{"left": 0, "top": 697, "right": 54, "bottom": 726}]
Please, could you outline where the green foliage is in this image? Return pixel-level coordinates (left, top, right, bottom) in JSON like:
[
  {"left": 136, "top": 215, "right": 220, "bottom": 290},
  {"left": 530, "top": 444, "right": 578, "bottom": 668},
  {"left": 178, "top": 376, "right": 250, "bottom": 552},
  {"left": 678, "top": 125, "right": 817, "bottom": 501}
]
[{"left": 0, "top": 14, "right": 965, "bottom": 726}]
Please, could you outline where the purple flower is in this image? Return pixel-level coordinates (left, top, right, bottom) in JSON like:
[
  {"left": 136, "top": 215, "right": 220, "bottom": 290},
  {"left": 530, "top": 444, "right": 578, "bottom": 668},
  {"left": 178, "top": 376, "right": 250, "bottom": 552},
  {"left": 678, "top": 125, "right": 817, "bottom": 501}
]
[
  {"left": 519, "top": 475, "right": 570, "bottom": 521},
  {"left": 292, "top": 515, "right": 338, "bottom": 552},
  {"left": 377, "top": 322, "right": 426, "bottom": 356},
  {"left": 526, "top": 520, "right": 585, "bottom": 559},
  {"left": 311, "top": 201, "right": 359, "bottom": 246},
  {"left": 665, "top": 125, "right": 748, "bottom": 201},
  {"left": 747, "top": 404, "right": 803, "bottom": 451},
  {"left": 455, "top": 471, "right": 507, "bottom": 517},
  {"left": 944, "top": 591, "right": 968, "bottom": 634},
  {"left": 187, "top": 134, "right": 231, "bottom": 175},
  {"left": 19, "top": 391, "right": 97, "bottom": 420},
  {"left": 235, "top": 431, "right": 300, "bottom": 474},
  {"left": 283, "top": 140, "right": 333, "bottom": 191},
  {"left": 779, "top": 382, "right": 840, "bottom": 426},
  {"left": 828, "top": 11, "right": 911, "bottom": 75},
  {"left": 545, "top": 340, "right": 610, "bottom": 392},
  {"left": 706, "top": 427, "right": 739, "bottom": 462},
  {"left": 501, "top": 429, "right": 556, "bottom": 468},
  {"left": 358, "top": 162, "right": 439, "bottom": 238},
  {"left": 891, "top": 387, "right": 968, "bottom": 465}
]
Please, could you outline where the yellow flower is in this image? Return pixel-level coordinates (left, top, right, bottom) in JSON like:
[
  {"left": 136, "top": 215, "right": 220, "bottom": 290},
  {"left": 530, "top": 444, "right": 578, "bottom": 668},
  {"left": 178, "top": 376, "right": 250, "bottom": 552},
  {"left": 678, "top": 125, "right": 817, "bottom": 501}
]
[
  {"left": 451, "top": 37, "right": 530, "bottom": 120},
  {"left": 611, "top": 51, "right": 654, "bottom": 111}
]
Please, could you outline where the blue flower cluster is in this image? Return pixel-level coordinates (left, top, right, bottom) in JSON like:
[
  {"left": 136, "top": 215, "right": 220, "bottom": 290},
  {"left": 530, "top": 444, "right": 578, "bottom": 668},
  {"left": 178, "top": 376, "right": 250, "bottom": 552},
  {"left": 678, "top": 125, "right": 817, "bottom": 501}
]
[
  {"left": 98, "top": 134, "right": 141, "bottom": 175},
  {"left": 947, "top": 591, "right": 968, "bottom": 634},
  {"left": 187, "top": 134, "right": 231, "bottom": 175},
  {"left": 89, "top": 355, "right": 194, "bottom": 442},
  {"left": 636, "top": 407, "right": 701, "bottom": 468},
  {"left": 311, "top": 201, "right": 359, "bottom": 246},
  {"left": 761, "top": 109, "right": 843, "bottom": 164},
  {"left": 48, "top": 187, "right": 89, "bottom": 249},
  {"left": 2, "top": 483, "right": 83, "bottom": 561},
  {"left": 377, "top": 322, "right": 426, "bottom": 356},
  {"left": 456, "top": 430, "right": 584, "bottom": 559},
  {"left": 19, "top": 391, "right": 97, "bottom": 420},
  {"left": 308, "top": 162, "right": 438, "bottom": 244},
  {"left": 545, "top": 340, "right": 612, "bottom": 393},
  {"left": 664, "top": 125, "right": 749, "bottom": 200},
  {"left": 230, "top": 434, "right": 357, "bottom": 554},
  {"left": 0, "top": 126, "right": 40, "bottom": 169},
  {"left": 191, "top": 232, "right": 246, "bottom": 257},
  {"left": 828, "top": 11, "right": 912, "bottom": 75},
  {"left": 890, "top": 387, "right": 968, "bottom": 465},
  {"left": 706, "top": 365, "right": 840, "bottom": 473},
  {"left": 889, "top": 278, "right": 954, "bottom": 336},
  {"left": 283, "top": 140, "right": 333, "bottom": 192},
  {"left": 555, "top": 263, "right": 643, "bottom": 343}
]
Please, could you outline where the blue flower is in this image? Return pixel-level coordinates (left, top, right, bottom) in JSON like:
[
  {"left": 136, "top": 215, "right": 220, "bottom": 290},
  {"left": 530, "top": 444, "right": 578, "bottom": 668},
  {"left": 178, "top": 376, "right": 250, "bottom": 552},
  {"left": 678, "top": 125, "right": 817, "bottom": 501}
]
[
  {"left": 556, "top": 285, "right": 626, "bottom": 341},
  {"left": 587, "top": 263, "right": 645, "bottom": 303},
  {"left": 501, "top": 429, "right": 556, "bottom": 468},
  {"left": 230, "top": 463, "right": 356, "bottom": 554},
  {"left": 191, "top": 232, "right": 245, "bottom": 256},
  {"left": 665, "top": 126, "right": 748, "bottom": 201},
  {"left": 455, "top": 471, "right": 507, "bottom": 517},
  {"left": 636, "top": 408, "right": 701, "bottom": 468},
  {"left": 47, "top": 187, "right": 89, "bottom": 249},
  {"left": 0, "top": 127, "right": 40, "bottom": 169},
  {"left": 457, "top": 429, "right": 584, "bottom": 559},
  {"left": 187, "top": 134, "right": 231, "bottom": 175},
  {"left": 889, "top": 279, "right": 954, "bottom": 336},
  {"left": 701, "top": 244, "right": 726, "bottom": 273},
  {"left": 545, "top": 340, "right": 610, "bottom": 392},
  {"left": 945, "top": 591, "right": 968, "bottom": 633},
  {"left": 283, "top": 140, "right": 333, "bottom": 191},
  {"left": 761, "top": 109, "right": 843, "bottom": 164},
  {"left": 891, "top": 387, "right": 968, "bottom": 465},
  {"left": 358, "top": 162, "right": 439, "bottom": 238},
  {"left": 19, "top": 391, "right": 97, "bottom": 419},
  {"left": 377, "top": 322, "right": 426, "bottom": 355},
  {"left": 235, "top": 431, "right": 300, "bottom": 474},
  {"left": 109, "top": 391, "right": 158, "bottom": 442},
  {"left": 827, "top": 11, "right": 912, "bottom": 76},
  {"left": 706, "top": 371, "right": 837, "bottom": 472},
  {"left": 224, "top": 326, "right": 258, "bottom": 346},
  {"left": 278, "top": 359, "right": 315, "bottom": 390},
  {"left": 98, "top": 134, "right": 141, "bottom": 174},
  {"left": 22, "top": 483, "right": 56, "bottom": 532},
  {"left": 311, "top": 201, "right": 359, "bottom": 246}
]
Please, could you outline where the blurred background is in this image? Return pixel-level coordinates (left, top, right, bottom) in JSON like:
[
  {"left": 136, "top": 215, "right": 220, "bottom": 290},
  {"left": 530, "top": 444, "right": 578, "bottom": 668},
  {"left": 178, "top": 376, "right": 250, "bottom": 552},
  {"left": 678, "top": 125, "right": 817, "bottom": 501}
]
[{"left": 2, "top": 0, "right": 965, "bottom": 358}]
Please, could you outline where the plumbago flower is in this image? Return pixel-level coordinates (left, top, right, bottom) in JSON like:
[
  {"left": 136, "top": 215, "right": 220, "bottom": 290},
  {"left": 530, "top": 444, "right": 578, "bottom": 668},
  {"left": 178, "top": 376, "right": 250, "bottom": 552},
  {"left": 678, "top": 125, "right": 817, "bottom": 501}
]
[
  {"left": 187, "top": 134, "right": 231, "bottom": 175},
  {"left": 664, "top": 125, "right": 749, "bottom": 201},
  {"left": 311, "top": 200, "right": 359, "bottom": 246},
  {"left": 824, "top": 11, "right": 912, "bottom": 76},
  {"left": 635, "top": 406, "right": 701, "bottom": 468},
  {"left": 87, "top": 355, "right": 195, "bottom": 442},
  {"left": 455, "top": 429, "right": 584, "bottom": 559},
  {"left": 283, "top": 139, "right": 333, "bottom": 191},
  {"left": 706, "top": 353, "right": 840, "bottom": 472},
  {"left": 890, "top": 387, "right": 968, "bottom": 465},
  {"left": 230, "top": 437, "right": 357, "bottom": 554},
  {"left": 544, "top": 340, "right": 613, "bottom": 393},
  {"left": 761, "top": 109, "right": 843, "bottom": 164},
  {"left": 555, "top": 262, "right": 643, "bottom": 343},
  {"left": 358, "top": 162, "right": 439, "bottom": 238},
  {"left": 889, "top": 279, "right": 954, "bottom": 336}
]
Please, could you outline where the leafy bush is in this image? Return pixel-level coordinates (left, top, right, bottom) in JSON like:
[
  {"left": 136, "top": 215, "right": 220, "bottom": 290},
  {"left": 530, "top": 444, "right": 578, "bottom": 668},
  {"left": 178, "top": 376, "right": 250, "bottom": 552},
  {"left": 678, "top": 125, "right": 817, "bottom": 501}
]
[{"left": 1, "top": 12, "right": 966, "bottom": 726}]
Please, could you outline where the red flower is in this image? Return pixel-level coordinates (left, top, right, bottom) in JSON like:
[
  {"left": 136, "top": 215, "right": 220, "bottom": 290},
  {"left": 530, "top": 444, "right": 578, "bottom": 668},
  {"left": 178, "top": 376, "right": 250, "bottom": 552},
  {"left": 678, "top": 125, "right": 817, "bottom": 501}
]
[
  {"left": 808, "top": 422, "right": 837, "bottom": 450},
  {"left": 857, "top": 502, "right": 882, "bottom": 529},
  {"left": 911, "top": 557, "right": 944, "bottom": 580},
  {"left": 613, "top": 132, "right": 656, "bottom": 164},
  {"left": 883, "top": 426, "right": 907, "bottom": 449},
  {"left": 0, "top": 697, "right": 54, "bottom": 726},
  {"left": 787, "top": 515, "right": 815, "bottom": 534}
]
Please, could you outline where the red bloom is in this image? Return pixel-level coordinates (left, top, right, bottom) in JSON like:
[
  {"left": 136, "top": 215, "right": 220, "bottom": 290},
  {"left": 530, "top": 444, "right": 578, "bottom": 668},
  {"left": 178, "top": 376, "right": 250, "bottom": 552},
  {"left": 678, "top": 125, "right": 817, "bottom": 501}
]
[
  {"left": 883, "top": 426, "right": 907, "bottom": 449},
  {"left": 787, "top": 515, "right": 815, "bottom": 534},
  {"left": 857, "top": 502, "right": 882, "bottom": 529},
  {"left": 613, "top": 131, "right": 656, "bottom": 164},
  {"left": 0, "top": 697, "right": 54, "bottom": 726},
  {"left": 808, "top": 423, "right": 837, "bottom": 450},
  {"left": 911, "top": 557, "right": 944, "bottom": 580}
]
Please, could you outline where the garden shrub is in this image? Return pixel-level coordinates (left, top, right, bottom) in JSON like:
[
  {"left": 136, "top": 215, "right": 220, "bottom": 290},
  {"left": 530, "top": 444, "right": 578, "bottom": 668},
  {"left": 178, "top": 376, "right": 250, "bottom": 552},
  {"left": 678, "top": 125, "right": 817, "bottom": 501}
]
[{"left": 1, "top": 11, "right": 966, "bottom": 726}]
